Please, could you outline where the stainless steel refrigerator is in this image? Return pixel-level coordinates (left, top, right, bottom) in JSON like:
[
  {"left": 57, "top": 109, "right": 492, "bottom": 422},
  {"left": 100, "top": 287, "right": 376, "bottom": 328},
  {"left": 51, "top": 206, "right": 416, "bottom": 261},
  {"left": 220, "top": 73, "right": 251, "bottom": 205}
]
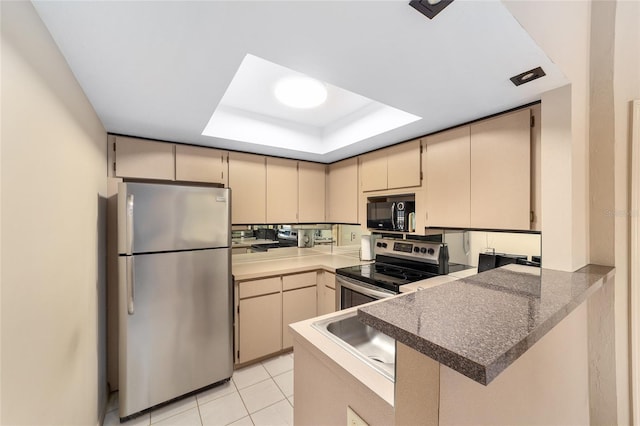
[{"left": 117, "top": 182, "right": 232, "bottom": 419}]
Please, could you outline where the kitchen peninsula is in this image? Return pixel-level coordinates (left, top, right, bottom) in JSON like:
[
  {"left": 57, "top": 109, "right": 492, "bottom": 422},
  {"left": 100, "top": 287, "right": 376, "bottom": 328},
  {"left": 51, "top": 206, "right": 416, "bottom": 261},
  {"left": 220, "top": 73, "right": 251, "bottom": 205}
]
[{"left": 291, "top": 264, "right": 614, "bottom": 425}]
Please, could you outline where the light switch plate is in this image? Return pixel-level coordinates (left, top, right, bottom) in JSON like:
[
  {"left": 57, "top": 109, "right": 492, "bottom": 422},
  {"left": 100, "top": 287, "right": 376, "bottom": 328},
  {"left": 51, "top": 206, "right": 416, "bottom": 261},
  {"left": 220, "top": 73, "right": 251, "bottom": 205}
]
[{"left": 347, "top": 406, "right": 369, "bottom": 426}]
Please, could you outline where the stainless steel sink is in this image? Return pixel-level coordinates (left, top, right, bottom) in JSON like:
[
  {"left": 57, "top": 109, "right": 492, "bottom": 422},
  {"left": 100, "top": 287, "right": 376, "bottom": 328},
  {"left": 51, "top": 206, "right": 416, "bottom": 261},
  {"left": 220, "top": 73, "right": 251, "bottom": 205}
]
[{"left": 312, "top": 312, "right": 395, "bottom": 381}]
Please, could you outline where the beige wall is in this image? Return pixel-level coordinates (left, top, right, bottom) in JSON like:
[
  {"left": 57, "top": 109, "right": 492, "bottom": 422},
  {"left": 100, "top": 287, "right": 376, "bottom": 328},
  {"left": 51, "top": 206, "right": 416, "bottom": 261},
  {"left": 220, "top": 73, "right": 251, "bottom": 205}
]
[
  {"left": 504, "top": 0, "right": 591, "bottom": 272},
  {"left": 504, "top": 0, "right": 640, "bottom": 424},
  {"left": 613, "top": 1, "right": 640, "bottom": 423},
  {"left": 1, "top": 1, "right": 108, "bottom": 425}
]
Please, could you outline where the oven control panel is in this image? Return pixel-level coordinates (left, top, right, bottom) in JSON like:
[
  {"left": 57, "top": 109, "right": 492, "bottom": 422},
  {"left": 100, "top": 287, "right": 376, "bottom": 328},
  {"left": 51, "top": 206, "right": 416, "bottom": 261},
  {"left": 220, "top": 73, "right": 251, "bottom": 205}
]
[{"left": 374, "top": 238, "right": 442, "bottom": 263}]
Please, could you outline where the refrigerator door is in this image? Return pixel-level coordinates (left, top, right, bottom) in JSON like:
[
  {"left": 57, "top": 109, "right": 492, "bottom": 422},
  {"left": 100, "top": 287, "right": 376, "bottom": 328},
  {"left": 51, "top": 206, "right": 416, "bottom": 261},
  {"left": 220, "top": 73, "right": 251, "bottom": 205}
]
[
  {"left": 118, "top": 248, "right": 232, "bottom": 418},
  {"left": 118, "top": 182, "right": 230, "bottom": 255}
]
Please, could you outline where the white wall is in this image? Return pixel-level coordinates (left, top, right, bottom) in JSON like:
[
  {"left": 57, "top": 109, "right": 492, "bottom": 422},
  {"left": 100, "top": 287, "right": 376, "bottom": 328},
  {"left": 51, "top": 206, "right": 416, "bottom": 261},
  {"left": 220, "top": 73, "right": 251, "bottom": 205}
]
[{"left": 1, "top": 1, "right": 108, "bottom": 424}]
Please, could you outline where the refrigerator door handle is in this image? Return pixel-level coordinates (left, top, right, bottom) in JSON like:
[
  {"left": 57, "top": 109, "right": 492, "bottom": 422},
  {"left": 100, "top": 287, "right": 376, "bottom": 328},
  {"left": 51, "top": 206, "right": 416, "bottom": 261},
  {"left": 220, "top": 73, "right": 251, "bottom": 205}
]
[
  {"left": 126, "top": 194, "right": 134, "bottom": 255},
  {"left": 127, "top": 257, "right": 135, "bottom": 315}
]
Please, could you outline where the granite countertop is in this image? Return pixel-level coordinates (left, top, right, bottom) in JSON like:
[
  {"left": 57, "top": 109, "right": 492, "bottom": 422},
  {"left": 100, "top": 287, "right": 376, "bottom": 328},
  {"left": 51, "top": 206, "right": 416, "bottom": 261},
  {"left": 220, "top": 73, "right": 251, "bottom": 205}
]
[{"left": 358, "top": 263, "right": 615, "bottom": 385}]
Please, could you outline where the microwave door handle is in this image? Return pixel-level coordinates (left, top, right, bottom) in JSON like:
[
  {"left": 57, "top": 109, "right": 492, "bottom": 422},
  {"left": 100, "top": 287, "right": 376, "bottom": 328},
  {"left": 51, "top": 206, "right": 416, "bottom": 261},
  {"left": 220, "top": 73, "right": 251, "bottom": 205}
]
[{"left": 391, "top": 202, "right": 396, "bottom": 230}]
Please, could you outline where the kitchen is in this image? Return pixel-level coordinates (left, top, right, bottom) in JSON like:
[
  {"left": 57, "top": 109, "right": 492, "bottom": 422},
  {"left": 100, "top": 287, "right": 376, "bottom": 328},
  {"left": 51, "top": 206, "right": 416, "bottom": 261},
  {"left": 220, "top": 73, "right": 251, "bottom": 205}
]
[{"left": 1, "top": 1, "right": 639, "bottom": 426}]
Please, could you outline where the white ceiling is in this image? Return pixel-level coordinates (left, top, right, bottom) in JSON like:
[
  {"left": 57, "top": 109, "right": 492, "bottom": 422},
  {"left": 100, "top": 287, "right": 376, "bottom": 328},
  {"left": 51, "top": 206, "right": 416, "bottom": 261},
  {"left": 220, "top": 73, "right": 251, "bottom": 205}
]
[
  {"left": 32, "top": 0, "right": 567, "bottom": 163},
  {"left": 202, "top": 54, "right": 421, "bottom": 155}
]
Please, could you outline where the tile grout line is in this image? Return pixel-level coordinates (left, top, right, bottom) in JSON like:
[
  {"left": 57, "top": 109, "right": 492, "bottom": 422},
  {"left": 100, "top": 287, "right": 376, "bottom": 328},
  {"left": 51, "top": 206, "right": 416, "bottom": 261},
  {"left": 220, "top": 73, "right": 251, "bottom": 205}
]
[
  {"left": 247, "top": 396, "right": 290, "bottom": 423},
  {"left": 234, "top": 378, "right": 256, "bottom": 422}
]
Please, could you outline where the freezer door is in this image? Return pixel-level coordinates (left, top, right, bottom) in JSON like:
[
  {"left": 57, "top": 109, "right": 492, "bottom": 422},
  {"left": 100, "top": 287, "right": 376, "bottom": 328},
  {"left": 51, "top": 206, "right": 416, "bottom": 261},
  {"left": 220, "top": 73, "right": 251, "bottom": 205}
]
[
  {"left": 118, "top": 248, "right": 232, "bottom": 418},
  {"left": 118, "top": 182, "right": 230, "bottom": 254}
]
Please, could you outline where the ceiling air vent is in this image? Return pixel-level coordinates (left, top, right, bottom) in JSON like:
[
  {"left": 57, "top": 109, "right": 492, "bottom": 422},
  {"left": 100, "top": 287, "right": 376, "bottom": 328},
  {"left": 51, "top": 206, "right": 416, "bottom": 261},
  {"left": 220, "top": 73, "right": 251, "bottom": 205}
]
[
  {"left": 510, "top": 67, "right": 546, "bottom": 86},
  {"left": 409, "top": 0, "right": 454, "bottom": 20}
]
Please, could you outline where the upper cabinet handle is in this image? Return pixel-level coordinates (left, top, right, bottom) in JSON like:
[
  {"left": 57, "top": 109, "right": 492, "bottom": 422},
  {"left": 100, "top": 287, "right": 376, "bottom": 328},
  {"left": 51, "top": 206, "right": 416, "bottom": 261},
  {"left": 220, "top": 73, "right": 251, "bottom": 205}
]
[{"left": 126, "top": 194, "right": 134, "bottom": 255}]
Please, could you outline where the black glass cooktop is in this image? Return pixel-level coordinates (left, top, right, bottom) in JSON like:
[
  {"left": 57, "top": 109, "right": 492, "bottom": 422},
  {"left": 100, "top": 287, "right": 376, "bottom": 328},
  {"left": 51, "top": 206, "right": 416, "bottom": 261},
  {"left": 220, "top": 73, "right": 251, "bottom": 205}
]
[{"left": 336, "top": 262, "right": 438, "bottom": 293}]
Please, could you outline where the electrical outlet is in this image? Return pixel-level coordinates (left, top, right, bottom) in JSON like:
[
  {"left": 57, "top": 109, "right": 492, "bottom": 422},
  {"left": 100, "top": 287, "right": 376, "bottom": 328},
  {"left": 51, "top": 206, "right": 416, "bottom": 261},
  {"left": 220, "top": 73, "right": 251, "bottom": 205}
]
[
  {"left": 347, "top": 406, "right": 368, "bottom": 426},
  {"left": 350, "top": 232, "right": 356, "bottom": 241}
]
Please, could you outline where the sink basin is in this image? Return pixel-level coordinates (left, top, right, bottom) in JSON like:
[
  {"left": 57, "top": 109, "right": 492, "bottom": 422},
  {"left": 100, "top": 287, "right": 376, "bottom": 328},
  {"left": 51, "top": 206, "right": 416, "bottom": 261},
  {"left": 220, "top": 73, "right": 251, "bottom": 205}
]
[{"left": 312, "top": 312, "right": 395, "bottom": 381}]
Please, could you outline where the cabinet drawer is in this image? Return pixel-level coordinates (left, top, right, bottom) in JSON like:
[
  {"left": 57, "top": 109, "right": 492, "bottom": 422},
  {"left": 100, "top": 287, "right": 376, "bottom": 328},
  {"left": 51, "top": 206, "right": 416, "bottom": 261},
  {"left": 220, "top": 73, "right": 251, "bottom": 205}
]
[
  {"left": 282, "top": 271, "right": 317, "bottom": 291},
  {"left": 238, "top": 277, "right": 281, "bottom": 299}
]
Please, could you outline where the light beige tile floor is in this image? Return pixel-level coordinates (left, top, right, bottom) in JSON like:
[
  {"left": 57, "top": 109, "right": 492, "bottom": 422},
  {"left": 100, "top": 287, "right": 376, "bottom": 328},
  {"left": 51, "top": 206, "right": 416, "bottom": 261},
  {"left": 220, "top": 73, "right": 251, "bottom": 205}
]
[{"left": 103, "top": 352, "right": 294, "bottom": 426}]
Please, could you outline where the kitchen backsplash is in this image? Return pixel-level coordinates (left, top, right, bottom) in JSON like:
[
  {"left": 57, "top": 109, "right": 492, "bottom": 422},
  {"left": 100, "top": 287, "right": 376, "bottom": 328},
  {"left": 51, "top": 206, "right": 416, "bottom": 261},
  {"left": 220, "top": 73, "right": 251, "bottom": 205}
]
[{"left": 444, "top": 230, "right": 541, "bottom": 267}]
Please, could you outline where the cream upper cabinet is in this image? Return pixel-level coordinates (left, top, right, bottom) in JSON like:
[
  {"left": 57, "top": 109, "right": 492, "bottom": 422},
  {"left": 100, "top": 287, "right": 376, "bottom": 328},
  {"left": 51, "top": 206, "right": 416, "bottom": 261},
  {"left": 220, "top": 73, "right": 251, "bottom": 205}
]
[
  {"left": 114, "top": 136, "right": 175, "bottom": 180},
  {"left": 360, "top": 139, "right": 421, "bottom": 192},
  {"left": 266, "top": 157, "right": 298, "bottom": 223},
  {"left": 327, "top": 158, "right": 359, "bottom": 224},
  {"left": 360, "top": 149, "right": 387, "bottom": 192},
  {"left": 228, "top": 152, "right": 266, "bottom": 224},
  {"left": 425, "top": 127, "right": 471, "bottom": 228},
  {"left": 175, "top": 145, "right": 227, "bottom": 185},
  {"left": 298, "top": 161, "right": 326, "bottom": 223},
  {"left": 470, "top": 109, "right": 531, "bottom": 230},
  {"left": 386, "top": 139, "right": 421, "bottom": 190}
]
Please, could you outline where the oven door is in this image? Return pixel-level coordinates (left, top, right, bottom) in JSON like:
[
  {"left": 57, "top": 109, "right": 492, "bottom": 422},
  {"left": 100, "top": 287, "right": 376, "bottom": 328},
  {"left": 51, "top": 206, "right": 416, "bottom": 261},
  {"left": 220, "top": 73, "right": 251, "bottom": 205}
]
[{"left": 336, "top": 274, "right": 396, "bottom": 310}]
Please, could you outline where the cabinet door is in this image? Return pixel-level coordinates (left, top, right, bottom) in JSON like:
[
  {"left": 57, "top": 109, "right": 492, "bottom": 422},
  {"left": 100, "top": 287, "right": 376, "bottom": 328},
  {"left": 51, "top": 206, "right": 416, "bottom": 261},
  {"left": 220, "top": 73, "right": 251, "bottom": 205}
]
[
  {"left": 387, "top": 139, "right": 421, "bottom": 190},
  {"left": 175, "top": 145, "right": 227, "bottom": 185},
  {"left": 282, "top": 286, "right": 317, "bottom": 348},
  {"left": 266, "top": 157, "right": 298, "bottom": 223},
  {"left": 318, "top": 272, "right": 336, "bottom": 315},
  {"left": 228, "top": 152, "right": 266, "bottom": 224},
  {"left": 327, "top": 158, "right": 359, "bottom": 223},
  {"left": 238, "top": 292, "right": 282, "bottom": 363},
  {"left": 360, "top": 149, "right": 388, "bottom": 192},
  {"left": 470, "top": 109, "right": 531, "bottom": 230},
  {"left": 425, "top": 127, "right": 471, "bottom": 228},
  {"left": 114, "top": 136, "right": 175, "bottom": 180},
  {"left": 298, "top": 162, "right": 326, "bottom": 223}
]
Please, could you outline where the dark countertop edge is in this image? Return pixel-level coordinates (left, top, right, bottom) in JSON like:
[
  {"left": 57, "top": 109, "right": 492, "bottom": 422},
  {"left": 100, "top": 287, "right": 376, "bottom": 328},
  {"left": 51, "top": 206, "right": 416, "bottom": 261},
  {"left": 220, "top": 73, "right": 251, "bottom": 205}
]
[{"left": 357, "top": 264, "right": 615, "bottom": 386}]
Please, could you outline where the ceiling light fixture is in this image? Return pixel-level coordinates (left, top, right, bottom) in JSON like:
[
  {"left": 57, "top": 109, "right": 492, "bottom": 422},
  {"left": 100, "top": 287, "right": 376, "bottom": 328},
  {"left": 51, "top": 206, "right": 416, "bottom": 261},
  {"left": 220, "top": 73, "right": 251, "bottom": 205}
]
[
  {"left": 510, "top": 67, "right": 546, "bottom": 86},
  {"left": 409, "top": 0, "right": 454, "bottom": 20},
  {"left": 274, "top": 76, "right": 328, "bottom": 109}
]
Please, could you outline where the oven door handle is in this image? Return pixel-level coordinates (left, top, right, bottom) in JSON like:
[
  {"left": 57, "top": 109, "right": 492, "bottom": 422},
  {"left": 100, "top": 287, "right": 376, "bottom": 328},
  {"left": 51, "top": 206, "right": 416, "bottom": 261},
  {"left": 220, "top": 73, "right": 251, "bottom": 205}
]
[{"left": 337, "top": 276, "right": 396, "bottom": 300}]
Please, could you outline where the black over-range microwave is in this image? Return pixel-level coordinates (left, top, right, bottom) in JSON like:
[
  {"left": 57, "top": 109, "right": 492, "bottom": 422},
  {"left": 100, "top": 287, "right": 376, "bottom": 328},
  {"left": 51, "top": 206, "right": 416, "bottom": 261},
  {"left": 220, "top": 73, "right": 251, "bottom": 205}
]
[{"left": 367, "top": 199, "right": 416, "bottom": 232}]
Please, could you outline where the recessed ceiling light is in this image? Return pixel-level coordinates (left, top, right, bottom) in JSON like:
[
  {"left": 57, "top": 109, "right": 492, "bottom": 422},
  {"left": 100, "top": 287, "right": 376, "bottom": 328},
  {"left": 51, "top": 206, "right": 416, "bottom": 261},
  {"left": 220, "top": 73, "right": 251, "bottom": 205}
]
[
  {"left": 510, "top": 67, "right": 546, "bottom": 86},
  {"left": 409, "top": 0, "right": 454, "bottom": 20},
  {"left": 274, "top": 76, "right": 328, "bottom": 109}
]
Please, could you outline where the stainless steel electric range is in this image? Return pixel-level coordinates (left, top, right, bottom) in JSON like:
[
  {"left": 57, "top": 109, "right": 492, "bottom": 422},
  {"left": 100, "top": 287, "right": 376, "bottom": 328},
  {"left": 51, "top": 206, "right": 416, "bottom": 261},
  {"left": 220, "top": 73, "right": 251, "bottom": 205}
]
[{"left": 336, "top": 238, "right": 465, "bottom": 309}]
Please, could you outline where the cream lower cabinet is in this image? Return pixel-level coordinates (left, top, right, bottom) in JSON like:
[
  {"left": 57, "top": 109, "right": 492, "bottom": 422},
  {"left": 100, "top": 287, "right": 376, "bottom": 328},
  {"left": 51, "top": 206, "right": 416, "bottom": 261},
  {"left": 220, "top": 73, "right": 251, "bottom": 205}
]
[
  {"left": 282, "top": 286, "right": 317, "bottom": 349},
  {"left": 282, "top": 272, "right": 317, "bottom": 348},
  {"left": 236, "top": 271, "right": 320, "bottom": 364},
  {"left": 237, "top": 277, "right": 282, "bottom": 364},
  {"left": 318, "top": 271, "right": 337, "bottom": 315}
]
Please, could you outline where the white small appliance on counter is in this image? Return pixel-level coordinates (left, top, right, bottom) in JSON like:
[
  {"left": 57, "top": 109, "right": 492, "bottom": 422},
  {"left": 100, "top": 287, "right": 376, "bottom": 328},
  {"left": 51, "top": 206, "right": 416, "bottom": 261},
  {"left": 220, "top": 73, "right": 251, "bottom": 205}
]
[{"left": 360, "top": 234, "right": 379, "bottom": 261}]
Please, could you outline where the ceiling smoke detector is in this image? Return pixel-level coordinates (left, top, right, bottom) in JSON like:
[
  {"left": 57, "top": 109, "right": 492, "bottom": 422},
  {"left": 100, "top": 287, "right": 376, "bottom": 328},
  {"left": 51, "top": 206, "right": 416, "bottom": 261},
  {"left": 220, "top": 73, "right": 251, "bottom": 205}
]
[
  {"left": 510, "top": 67, "right": 546, "bottom": 86},
  {"left": 409, "top": 0, "right": 454, "bottom": 20}
]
